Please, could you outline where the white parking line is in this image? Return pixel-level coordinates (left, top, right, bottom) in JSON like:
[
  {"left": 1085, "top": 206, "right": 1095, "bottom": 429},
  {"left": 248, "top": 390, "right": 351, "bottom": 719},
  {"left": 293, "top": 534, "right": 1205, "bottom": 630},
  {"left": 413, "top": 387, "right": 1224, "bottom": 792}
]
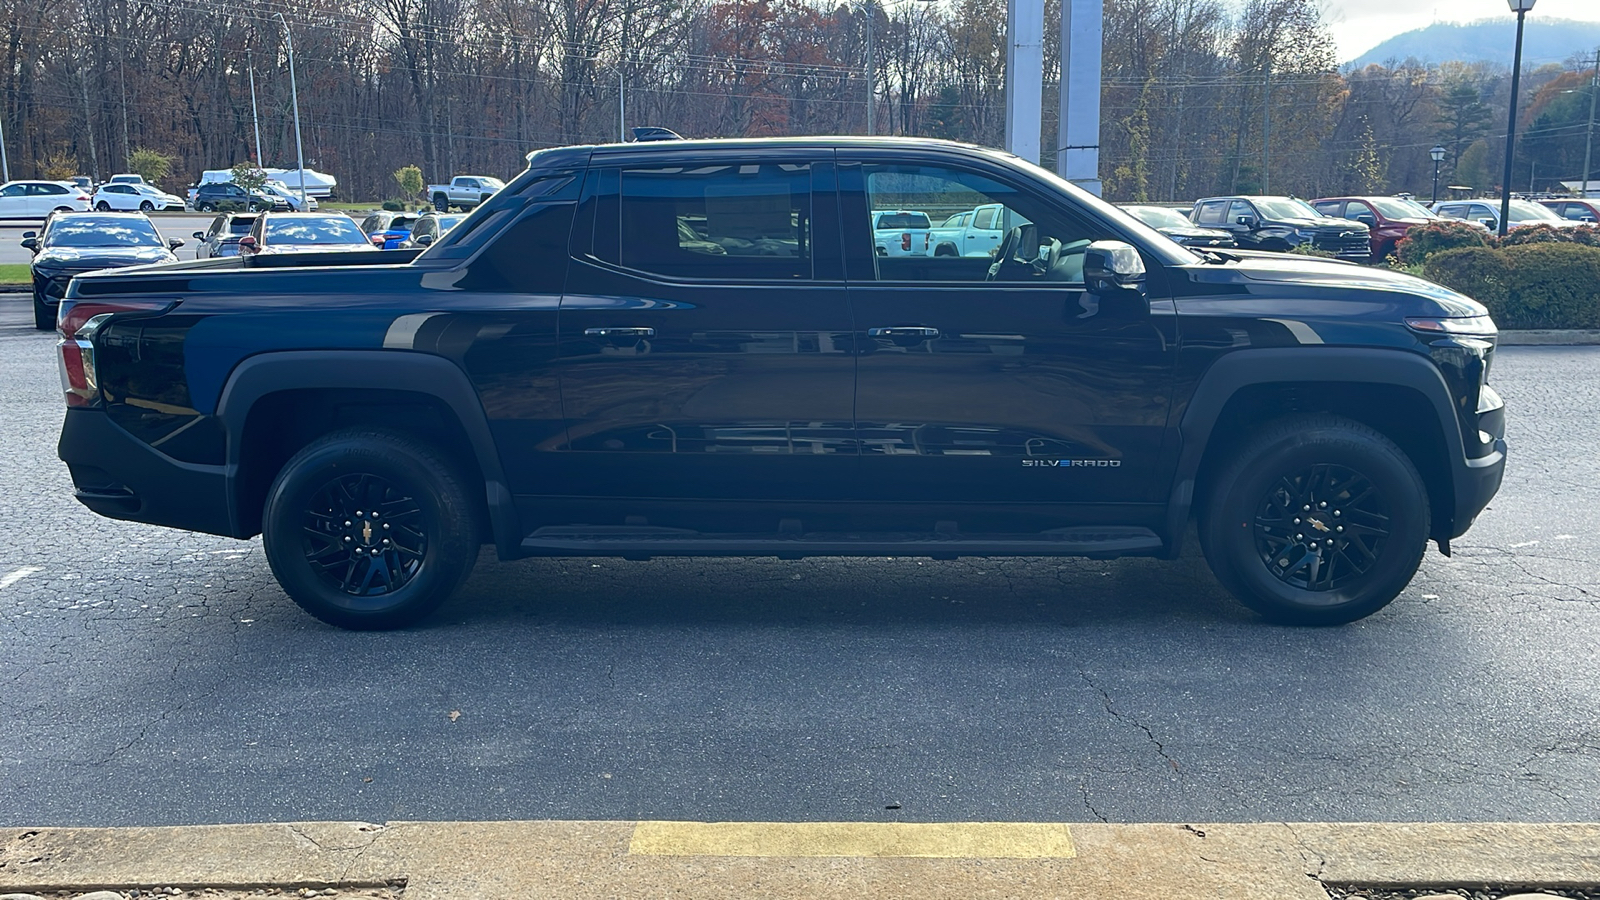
[{"left": 0, "top": 566, "right": 43, "bottom": 589}]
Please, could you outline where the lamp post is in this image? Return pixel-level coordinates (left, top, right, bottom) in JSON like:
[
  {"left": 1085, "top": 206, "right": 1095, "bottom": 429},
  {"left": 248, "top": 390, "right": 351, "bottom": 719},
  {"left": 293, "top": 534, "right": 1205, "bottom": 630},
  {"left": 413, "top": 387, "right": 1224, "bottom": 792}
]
[
  {"left": 1499, "top": 0, "right": 1537, "bottom": 237},
  {"left": 274, "top": 12, "right": 308, "bottom": 210},
  {"left": 1431, "top": 145, "right": 1447, "bottom": 204}
]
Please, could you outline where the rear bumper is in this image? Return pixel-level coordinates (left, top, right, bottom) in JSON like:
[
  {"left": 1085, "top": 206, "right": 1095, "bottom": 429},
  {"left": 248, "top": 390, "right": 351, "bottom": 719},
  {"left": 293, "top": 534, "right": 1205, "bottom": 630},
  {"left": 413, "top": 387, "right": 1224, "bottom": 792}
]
[{"left": 58, "top": 408, "right": 236, "bottom": 537}]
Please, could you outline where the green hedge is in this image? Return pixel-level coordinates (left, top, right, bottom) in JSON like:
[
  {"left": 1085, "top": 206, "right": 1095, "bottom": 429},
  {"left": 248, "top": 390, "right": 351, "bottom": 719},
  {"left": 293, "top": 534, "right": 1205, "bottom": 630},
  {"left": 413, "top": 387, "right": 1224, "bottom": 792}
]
[
  {"left": 1395, "top": 221, "right": 1492, "bottom": 267},
  {"left": 1423, "top": 243, "right": 1600, "bottom": 329}
]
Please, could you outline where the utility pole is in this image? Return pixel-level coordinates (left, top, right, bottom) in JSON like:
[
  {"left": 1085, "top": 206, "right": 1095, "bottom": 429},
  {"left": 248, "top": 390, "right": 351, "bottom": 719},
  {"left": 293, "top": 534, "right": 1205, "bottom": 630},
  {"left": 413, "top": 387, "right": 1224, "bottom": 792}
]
[
  {"left": 247, "top": 50, "right": 264, "bottom": 166},
  {"left": 865, "top": 1, "right": 875, "bottom": 135},
  {"left": 1261, "top": 60, "right": 1271, "bottom": 195},
  {"left": 619, "top": 2, "right": 630, "bottom": 141},
  {"left": 1584, "top": 47, "right": 1599, "bottom": 197},
  {"left": 274, "top": 13, "right": 307, "bottom": 210},
  {"left": 0, "top": 102, "right": 9, "bottom": 181}
]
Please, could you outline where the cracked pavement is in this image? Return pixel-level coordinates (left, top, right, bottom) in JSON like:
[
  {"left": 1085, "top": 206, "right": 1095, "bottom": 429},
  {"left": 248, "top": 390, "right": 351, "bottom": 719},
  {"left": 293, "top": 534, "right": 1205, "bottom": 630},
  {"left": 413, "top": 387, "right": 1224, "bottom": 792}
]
[{"left": 2, "top": 299, "right": 1598, "bottom": 827}]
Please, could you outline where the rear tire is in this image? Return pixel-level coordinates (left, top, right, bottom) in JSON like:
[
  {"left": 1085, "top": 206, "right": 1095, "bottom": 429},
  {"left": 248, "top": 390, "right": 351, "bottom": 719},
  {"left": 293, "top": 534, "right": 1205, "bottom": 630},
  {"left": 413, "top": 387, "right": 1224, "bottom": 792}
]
[
  {"left": 1199, "top": 415, "right": 1429, "bottom": 625},
  {"left": 433, "top": 193, "right": 449, "bottom": 212},
  {"left": 262, "top": 428, "right": 480, "bottom": 630},
  {"left": 95, "top": 201, "right": 111, "bottom": 211}
]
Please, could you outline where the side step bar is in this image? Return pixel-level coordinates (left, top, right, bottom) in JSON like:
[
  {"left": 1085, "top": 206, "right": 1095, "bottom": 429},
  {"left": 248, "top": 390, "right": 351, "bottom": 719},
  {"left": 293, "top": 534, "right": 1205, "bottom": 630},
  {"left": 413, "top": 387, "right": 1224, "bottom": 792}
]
[{"left": 520, "top": 525, "right": 1164, "bottom": 560}]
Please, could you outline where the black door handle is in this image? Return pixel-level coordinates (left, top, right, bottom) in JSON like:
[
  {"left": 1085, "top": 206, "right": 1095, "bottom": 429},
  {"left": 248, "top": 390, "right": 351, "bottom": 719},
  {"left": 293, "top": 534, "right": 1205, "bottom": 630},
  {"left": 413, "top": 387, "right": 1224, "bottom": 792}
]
[
  {"left": 584, "top": 327, "right": 655, "bottom": 338},
  {"left": 867, "top": 326, "right": 940, "bottom": 339}
]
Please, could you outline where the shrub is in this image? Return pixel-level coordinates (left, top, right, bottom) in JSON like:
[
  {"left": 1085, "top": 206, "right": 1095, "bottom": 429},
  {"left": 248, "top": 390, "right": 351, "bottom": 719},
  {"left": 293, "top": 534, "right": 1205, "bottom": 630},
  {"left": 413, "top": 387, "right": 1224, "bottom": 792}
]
[
  {"left": 382, "top": 199, "right": 405, "bottom": 211},
  {"left": 1422, "top": 243, "right": 1600, "bottom": 330},
  {"left": 1396, "top": 220, "right": 1492, "bottom": 267},
  {"left": 1498, "top": 223, "right": 1600, "bottom": 248},
  {"left": 1423, "top": 246, "right": 1512, "bottom": 312},
  {"left": 1288, "top": 243, "right": 1339, "bottom": 259},
  {"left": 393, "top": 165, "right": 424, "bottom": 200},
  {"left": 127, "top": 147, "right": 174, "bottom": 185},
  {"left": 1498, "top": 243, "right": 1600, "bottom": 329}
]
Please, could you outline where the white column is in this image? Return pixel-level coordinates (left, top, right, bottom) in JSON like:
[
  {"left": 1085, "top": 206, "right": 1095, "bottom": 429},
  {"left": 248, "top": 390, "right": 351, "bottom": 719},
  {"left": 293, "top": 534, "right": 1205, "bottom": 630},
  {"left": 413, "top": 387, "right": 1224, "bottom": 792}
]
[
  {"left": 1004, "top": 0, "right": 1045, "bottom": 164},
  {"left": 1057, "top": 0, "right": 1103, "bottom": 195}
]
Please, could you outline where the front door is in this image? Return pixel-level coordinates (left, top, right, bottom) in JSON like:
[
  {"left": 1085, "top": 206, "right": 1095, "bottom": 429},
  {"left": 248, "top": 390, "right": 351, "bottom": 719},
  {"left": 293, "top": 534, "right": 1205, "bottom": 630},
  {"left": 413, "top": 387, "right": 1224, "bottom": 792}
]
[
  {"left": 552, "top": 153, "right": 858, "bottom": 504},
  {"left": 840, "top": 155, "right": 1177, "bottom": 511}
]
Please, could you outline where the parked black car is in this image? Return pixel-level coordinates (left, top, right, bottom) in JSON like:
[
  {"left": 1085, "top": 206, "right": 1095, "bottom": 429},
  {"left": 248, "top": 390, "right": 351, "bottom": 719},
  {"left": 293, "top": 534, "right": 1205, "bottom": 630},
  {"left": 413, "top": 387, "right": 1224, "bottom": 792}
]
[
  {"left": 54, "top": 136, "right": 1505, "bottom": 631},
  {"left": 191, "top": 212, "right": 260, "bottom": 259},
  {"left": 1191, "top": 195, "right": 1371, "bottom": 260},
  {"left": 1120, "top": 205, "right": 1235, "bottom": 248},
  {"left": 192, "top": 183, "right": 281, "bottom": 212},
  {"left": 399, "top": 211, "right": 465, "bottom": 249},
  {"left": 22, "top": 211, "right": 181, "bottom": 330}
]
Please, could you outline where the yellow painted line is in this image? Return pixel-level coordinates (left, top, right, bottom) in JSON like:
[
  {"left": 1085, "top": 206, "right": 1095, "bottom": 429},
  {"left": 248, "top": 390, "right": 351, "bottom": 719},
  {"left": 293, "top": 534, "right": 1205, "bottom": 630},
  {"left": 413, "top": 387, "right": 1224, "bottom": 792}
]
[{"left": 628, "top": 821, "right": 1076, "bottom": 859}]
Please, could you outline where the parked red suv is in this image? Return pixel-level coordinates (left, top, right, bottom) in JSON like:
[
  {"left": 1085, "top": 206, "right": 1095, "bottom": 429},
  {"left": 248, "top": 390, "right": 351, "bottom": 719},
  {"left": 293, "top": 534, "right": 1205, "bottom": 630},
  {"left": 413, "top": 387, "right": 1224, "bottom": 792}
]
[
  {"left": 1539, "top": 198, "right": 1600, "bottom": 223},
  {"left": 1311, "top": 196, "right": 1436, "bottom": 263}
]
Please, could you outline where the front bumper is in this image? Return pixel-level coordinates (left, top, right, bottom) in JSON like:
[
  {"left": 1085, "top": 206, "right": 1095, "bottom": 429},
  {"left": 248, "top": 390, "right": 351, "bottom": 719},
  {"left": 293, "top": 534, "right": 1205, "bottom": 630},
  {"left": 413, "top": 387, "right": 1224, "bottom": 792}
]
[
  {"left": 1452, "top": 439, "right": 1506, "bottom": 539},
  {"left": 58, "top": 408, "right": 235, "bottom": 537}
]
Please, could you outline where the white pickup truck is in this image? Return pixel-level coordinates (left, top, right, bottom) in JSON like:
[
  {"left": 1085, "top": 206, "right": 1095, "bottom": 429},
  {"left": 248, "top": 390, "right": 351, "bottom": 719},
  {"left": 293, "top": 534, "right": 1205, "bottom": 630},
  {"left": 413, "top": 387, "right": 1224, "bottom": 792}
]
[
  {"left": 871, "top": 210, "right": 934, "bottom": 257},
  {"left": 428, "top": 175, "right": 506, "bottom": 212},
  {"left": 927, "top": 203, "right": 1011, "bottom": 257}
]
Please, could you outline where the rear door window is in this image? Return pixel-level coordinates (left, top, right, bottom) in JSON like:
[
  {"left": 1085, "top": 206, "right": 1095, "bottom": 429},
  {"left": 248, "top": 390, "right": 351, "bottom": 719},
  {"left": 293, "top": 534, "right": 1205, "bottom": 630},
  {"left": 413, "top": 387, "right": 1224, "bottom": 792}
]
[
  {"left": 1195, "top": 201, "right": 1227, "bottom": 226},
  {"left": 608, "top": 162, "right": 813, "bottom": 281}
]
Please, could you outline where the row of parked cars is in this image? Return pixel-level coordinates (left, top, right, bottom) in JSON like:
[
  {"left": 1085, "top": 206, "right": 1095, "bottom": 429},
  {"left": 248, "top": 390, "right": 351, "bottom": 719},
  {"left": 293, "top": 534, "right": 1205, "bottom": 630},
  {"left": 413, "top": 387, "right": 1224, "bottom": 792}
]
[{"left": 24, "top": 207, "right": 470, "bottom": 329}]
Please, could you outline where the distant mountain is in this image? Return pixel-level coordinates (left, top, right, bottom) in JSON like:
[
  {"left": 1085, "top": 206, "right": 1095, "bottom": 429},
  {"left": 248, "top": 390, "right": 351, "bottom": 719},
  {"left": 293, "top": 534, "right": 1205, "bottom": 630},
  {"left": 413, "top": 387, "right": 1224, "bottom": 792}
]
[{"left": 1349, "top": 19, "right": 1600, "bottom": 70}]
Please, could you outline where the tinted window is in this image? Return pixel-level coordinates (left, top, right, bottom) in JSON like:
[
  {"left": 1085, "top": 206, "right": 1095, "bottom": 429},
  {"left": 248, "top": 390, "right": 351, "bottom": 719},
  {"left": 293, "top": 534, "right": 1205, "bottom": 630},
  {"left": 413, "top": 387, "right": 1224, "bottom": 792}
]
[
  {"left": 228, "top": 216, "right": 257, "bottom": 234},
  {"left": 861, "top": 163, "right": 1105, "bottom": 284},
  {"left": 0, "top": 184, "right": 25, "bottom": 197},
  {"left": 39, "top": 183, "right": 69, "bottom": 195},
  {"left": 1228, "top": 200, "right": 1255, "bottom": 223},
  {"left": 462, "top": 203, "right": 575, "bottom": 292},
  {"left": 613, "top": 162, "right": 812, "bottom": 281},
  {"left": 875, "top": 212, "right": 930, "bottom": 229},
  {"left": 973, "top": 206, "right": 997, "bottom": 229},
  {"left": 1195, "top": 201, "right": 1227, "bottom": 225},
  {"left": 1312, "top": 201, "right": 1344, "bottom": 217}
]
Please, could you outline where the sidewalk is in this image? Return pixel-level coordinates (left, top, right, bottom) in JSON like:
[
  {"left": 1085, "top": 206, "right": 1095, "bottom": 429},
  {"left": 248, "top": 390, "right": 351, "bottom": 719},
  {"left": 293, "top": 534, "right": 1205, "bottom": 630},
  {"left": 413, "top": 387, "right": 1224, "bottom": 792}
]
[{"left": 4, "top": 821, "right": 1599, "bottom": 900}]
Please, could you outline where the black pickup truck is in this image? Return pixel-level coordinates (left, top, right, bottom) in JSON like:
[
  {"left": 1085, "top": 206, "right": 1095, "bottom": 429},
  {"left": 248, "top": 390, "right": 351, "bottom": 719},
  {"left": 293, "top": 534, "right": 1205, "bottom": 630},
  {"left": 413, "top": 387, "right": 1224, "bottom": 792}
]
[{"left": 55, "top": 136, "right": 1506, "bottom": 629}]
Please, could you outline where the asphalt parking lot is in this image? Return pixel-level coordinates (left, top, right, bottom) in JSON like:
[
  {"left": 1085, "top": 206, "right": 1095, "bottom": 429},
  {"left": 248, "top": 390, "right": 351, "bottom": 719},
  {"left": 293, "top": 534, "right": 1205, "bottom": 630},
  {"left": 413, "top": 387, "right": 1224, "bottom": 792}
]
[{"left": 1, "top": 296, "right": 1597, "bottom": 828}]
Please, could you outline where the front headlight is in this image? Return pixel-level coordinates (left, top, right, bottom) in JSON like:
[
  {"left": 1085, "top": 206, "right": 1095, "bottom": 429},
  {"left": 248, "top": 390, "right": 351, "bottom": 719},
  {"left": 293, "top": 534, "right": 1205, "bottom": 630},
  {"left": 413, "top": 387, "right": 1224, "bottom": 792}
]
[{"left": 1405, "top": 316, "right": 1498, "bottom": 337}]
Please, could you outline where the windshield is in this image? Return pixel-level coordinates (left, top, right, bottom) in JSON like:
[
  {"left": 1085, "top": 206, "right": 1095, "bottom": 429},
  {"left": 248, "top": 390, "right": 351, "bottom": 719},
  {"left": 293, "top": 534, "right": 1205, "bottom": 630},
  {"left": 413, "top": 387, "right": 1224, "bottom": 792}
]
[
  {"left": 1252, "top": 197, "right": 1322, "bottom": 220},
  {"left": 133, "top": 185, "right": 167, "bottom": 196},
  {"left": 1124, "top": 206, "right": 1194, "bottom": 229},
  {"left": 1366, "top": 197, "right": 1433, "bottom": 219},
  {"left": 1508, "top": 199, "right": 1563, "bottom": 222},
  {"left": 265, "top": 216, "right": 367, "bottom": 245},
  {"left": 44, "top": 217, "right": 163, "bottom": 248},
  {"left": 436, "top": 215, "right": 465, "bottom": 231}
]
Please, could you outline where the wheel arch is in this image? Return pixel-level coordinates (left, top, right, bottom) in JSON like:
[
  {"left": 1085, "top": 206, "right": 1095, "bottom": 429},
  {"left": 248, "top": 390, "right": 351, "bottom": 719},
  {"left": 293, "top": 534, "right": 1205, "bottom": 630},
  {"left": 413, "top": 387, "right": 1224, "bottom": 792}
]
[
  {"left": 214, "top": 351, "right": 519, "bottom": 557},
  {"left": 1164, "top": 348, "right": 1469, "bottom": 558}
]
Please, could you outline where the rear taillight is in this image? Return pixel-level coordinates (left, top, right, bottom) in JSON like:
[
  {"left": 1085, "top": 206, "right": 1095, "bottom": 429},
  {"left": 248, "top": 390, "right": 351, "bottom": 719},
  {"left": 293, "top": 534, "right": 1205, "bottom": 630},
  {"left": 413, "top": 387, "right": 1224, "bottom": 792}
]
[
  {"left": 901, "top": 233, "right": 911, "bottom": 251},
  {"left": 371, "top": 234, "right": 386, "bottom": 246},
  {"left": 57, "top": 299, "right": 173, "bottom": 408}
]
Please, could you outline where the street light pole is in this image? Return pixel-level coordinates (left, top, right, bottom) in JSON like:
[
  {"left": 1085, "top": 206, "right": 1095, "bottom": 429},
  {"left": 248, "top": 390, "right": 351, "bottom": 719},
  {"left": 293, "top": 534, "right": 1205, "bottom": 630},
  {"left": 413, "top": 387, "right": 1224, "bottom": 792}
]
[
  {"left": 247, "top": 50, "right": 264, "bottom": 167},
  {"left": 1431, "top": 145, "right": 1447, "bottom": 204},
  {"left": 1499, "top": 0, "right": 1537, "bottom": 238},
  {"left": 0, "top": 103, "right": 9, "bottom": 182},
  {"left": 274, "top": 12, "right": 308, "bottom": 210},
  {"left": 864, "top": 1, "right": 875, "bottom": 135},
  {"left": 1584, "top": 47, "right": 1599, "bottom": 198}
]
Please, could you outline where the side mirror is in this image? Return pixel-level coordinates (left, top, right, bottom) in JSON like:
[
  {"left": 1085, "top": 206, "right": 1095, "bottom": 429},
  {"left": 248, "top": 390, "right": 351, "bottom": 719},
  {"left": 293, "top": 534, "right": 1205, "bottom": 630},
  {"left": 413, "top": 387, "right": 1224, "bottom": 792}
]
[
  {"left": 237, "top": 236, "right": 258, "bottom": 253},
  {"left": 1478, "top": 218, "right": 1496, "bottom": 229},
  {"left": 1236, "top": 215, "right": 1258, "bottom": 229},
  {"left": 192, "top": 231, "right": 205, "bottom": 240},
  {"left": 168, "top": 238, "right": 185, "bottom": 250},
  {"left": 1084, "top": 241, "right": 1147, "bottom": 295},
  {"left": 20, "top": 236, "right": 38, "bottom": 251},
  {"left": 414, "top": 233, "right": 434, "bottom": 246},
  {"left": 1354, "top": 215, "right": 1376, "bottom": 226}
]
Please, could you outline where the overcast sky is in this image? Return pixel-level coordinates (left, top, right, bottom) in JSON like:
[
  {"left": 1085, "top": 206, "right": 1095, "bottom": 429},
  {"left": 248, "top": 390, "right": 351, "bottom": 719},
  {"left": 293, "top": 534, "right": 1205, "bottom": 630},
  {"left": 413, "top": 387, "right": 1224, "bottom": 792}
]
[{"left": 1326, "top": 0, "right": 1600, "bottom": 62}]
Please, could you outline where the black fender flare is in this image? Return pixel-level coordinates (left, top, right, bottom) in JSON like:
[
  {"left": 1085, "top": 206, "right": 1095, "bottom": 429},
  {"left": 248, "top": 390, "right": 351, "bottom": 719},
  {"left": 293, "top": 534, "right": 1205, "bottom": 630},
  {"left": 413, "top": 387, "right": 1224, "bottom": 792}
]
[
  {"left": 1162, "top": 347, "right": 1474, "bottom": 557},
  {"left": 214, "top": 350, "right": 519, "bottom": 558}
]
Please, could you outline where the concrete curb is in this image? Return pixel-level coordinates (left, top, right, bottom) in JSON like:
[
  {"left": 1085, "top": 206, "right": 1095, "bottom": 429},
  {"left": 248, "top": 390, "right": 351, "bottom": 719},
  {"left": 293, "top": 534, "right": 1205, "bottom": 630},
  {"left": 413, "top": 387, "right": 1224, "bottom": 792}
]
[
  {"left": 3, "top": 821, "right": 1599, "bottom": 900},
  {"left": 1496, "top": 329, "right": 1600, "bottom": 346}
]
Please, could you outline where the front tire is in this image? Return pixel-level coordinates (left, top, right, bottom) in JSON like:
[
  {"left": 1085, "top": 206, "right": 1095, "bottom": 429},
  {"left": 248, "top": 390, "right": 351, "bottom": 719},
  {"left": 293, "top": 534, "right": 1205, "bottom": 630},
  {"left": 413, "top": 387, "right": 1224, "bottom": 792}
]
[
  {"left": 33, "top": 292, "right": 54, "bottom": 331},
  {"left": 197, "top": 201, "right": 215, "bottom": 212},
  {"left": 139, "top": 200, "right": 154, "bottom": 212},
  {"left": 262, "top": 429, "right": 480, "bottom": 630},
  {"left": 1199, "top": 415, "right": 1429, "bottom": 625}
]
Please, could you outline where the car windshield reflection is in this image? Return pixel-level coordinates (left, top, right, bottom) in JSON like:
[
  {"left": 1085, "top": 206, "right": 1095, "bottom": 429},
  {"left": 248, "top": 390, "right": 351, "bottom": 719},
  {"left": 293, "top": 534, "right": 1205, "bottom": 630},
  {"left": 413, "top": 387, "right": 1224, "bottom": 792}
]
[
  {"left": 46, "top": 220, "right": 163, "bottom": 248},
  {"left": 266, "top": 217, "right": 367, "bottom": 244}
]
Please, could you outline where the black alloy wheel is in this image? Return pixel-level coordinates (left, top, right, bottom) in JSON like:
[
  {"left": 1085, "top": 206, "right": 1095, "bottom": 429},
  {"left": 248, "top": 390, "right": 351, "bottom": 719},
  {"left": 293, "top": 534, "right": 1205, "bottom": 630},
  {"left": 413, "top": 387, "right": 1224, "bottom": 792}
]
[
  {"left": 262, "top": 428, "right": 480, "bottom": 629},
  {"left": 197, "top": 201, "right": 215, "bottom": 212},
  {"left": 1200, "top": 414, "right": 1429, "bottom": 625},
  {"left": 139, "top": 200, "right": 154, "bottom": 212}
]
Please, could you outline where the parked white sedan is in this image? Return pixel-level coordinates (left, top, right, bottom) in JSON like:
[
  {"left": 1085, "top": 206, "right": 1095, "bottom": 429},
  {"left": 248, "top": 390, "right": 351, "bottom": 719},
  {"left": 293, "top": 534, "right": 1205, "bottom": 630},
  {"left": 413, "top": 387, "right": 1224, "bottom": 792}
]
[
  {"left": 93, "top": 183, "right": 185, "bottom": 212},
  {"left": 0, "top": 180, "right": 93, "bottom": 220}
]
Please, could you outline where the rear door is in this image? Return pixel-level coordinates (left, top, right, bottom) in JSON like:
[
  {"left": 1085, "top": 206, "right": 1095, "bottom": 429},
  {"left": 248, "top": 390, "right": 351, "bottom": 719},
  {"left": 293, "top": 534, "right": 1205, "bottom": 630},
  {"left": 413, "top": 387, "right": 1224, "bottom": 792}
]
[
  {"left": 839, "top": 153, "right": 1177, "bottom": 508},
  {"left": 552, "top": 150, "right": 858, "bottom": 504}
]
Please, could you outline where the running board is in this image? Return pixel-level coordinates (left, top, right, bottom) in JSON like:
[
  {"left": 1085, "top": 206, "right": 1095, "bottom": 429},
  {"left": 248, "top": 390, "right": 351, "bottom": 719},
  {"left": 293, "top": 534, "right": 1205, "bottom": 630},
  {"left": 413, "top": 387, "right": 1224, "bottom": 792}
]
[{"left": 519, "top": 525, "right": 1163, "bottom": 560}]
